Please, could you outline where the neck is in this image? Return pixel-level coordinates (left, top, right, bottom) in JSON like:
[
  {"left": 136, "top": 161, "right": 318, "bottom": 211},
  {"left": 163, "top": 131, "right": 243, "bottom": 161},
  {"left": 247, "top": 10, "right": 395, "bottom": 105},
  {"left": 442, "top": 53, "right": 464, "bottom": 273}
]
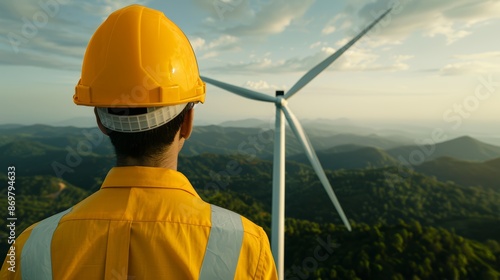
[
  {"left": 116, "top": 138, "right": 182, "bottom": 170},
  {"left": 116, "top": 155, "right": 178, "bottom": 170}
]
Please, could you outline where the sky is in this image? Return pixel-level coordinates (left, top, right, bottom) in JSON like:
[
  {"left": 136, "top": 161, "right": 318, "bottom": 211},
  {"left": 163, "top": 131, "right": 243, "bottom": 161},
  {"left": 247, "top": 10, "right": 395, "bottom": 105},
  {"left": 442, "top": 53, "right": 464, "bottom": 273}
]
[{"left": 1, "top": 0, "right": 500, "bottom": 128}]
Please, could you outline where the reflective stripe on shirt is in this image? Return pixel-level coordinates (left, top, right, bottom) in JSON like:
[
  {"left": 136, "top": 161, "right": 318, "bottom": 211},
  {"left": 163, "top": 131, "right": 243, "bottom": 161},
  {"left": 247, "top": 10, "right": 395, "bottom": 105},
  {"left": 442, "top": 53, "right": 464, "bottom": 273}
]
[
  {"left": 199, "top": 205, "right": 244, "bottom": 280},
  {"left": 19, "top": 204, "right": 244, "bottom": 280},
  {"left": 21, "top": 208, "right": 72, "bottom": 280}
]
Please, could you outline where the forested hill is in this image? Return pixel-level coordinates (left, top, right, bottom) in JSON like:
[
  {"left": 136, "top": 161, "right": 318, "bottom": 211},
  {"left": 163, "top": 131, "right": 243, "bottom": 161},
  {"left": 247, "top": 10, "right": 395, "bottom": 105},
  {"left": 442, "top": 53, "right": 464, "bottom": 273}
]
[
  {"left": 1, "top": 153, "right": 500, "bottom": 278},
  {"left": 1, "top": 125, "right": 500, "bottom": 279}
]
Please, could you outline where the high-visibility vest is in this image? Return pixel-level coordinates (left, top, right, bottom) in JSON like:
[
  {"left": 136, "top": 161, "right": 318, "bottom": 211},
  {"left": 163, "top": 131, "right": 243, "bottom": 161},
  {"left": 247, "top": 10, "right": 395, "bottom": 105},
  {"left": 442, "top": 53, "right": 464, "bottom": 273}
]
[{"left": 21, "top": 205, "right": 243, "bottom": 280}]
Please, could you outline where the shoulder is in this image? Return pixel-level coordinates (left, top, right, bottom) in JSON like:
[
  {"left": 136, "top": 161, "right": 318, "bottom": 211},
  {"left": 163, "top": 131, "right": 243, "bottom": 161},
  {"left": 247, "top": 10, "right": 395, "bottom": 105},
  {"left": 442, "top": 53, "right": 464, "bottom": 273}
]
[
  {"left": 241, "top": 215, "right": 268, "bottom": 240},
  {"left": 210, "top": 204, "right": 266, "bottom": 240}
]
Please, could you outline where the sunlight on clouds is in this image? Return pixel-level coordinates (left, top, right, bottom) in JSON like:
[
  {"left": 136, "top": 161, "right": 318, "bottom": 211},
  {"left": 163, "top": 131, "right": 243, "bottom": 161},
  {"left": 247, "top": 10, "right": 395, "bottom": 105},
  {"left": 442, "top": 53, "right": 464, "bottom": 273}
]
[
  {"left": 424, "top": 16, "right": 471, "bottom": 45},
  {"left": 335, "top": 38, "right": 350, "bottom": 47},
  {"left": 0, "top": 1, "right": 90, "bottom": 69},
  {"left": 201, "top": 51, "right": 219, "bottom": 59},
  {"left": 207, "top": 35, "right": 239, "bottom": 49},
  {"left": 322, "top": 13, "right": 347, "bottom": 35},
  {"left": 309, "top": 41, "right": 323, "bottom": 49},
  {"left": 392, "top": 55, "right": 414, "bottom": 71},
  {"left": 190, "top": 37, "right": 206, "bottom": 52},
  {"left": 336, "top": 48, "right": 378, "bottom": 71},
  {"left": 244, "top": 80, "right": 286, "bottom": 91},
  {"left": 226, "top": 0, "right": 314, "bottom": 35},
  {"left": 352, "top": 0, "right": 500, "bottom": 46},
  {"left": 194, "top": 0, "right": 314, "bottom": 36},
  {"left": 1, "top": 0, "right": 499, "bottom": 124},
  {"left": 190, "top": 35, "right": 240, "bottom": 59},
  {"left": 322, "top": 26, "right": 336, "bottom": 35},
  {"left": 444, "top": 0, "right": 500, "bottom": 25},
  {"left": 208, "top": 45, "right": 413, "bottom": 74}
]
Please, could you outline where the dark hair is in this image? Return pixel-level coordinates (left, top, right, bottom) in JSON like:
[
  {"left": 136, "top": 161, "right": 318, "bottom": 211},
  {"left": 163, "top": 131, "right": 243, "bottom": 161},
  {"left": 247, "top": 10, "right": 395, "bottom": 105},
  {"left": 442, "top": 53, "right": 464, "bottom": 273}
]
[{"left": 107, "top": 103, "right": 193, "bottom": 161}]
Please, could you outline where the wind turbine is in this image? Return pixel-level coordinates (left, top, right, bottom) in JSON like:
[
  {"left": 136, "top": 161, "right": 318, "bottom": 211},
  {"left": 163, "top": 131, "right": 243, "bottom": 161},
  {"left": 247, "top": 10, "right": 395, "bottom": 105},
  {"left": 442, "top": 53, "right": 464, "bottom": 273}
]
[{"left": 201, "top": 8, "right": 392, "bottom": 279}]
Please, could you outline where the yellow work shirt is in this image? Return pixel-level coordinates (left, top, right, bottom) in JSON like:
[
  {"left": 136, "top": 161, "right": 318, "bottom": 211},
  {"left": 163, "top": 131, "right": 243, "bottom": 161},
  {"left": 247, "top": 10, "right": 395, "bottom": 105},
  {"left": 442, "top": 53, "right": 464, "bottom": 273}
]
[{"left": 1, "top": 166, "right": 278, "bottom": 279}]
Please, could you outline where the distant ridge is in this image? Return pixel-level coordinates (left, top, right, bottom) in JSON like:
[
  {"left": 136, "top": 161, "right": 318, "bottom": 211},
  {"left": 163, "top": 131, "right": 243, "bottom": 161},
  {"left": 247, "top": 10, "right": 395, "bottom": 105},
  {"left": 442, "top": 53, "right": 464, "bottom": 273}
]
[
  {"left": 289, "top": 146, "right": 399, "bottom": 170},
  {"left": 317, "top": 133, "right": 405, "bottom": 150},
  {"left": 0, "top": 140, "right": 62, "bottom": 157},
  {"left": 0, "top": 124, "right": 85, "bottom": 137},
  {"left": 52, "top": 117, "right": 96, "bottom": 127},
  {"left": 219, "top": 118, "right": 269, "bottom": 128},
  {"left": 415, "top": 156, "right": 500, "bottom": 190},
  {"left": 321, "top": 144, "right": 367, "bottom": 153},
  {"left": 0, "top": 124, "right": 23, "bottom": 130},
  {"left": 388, "top": 135, "right": 500, "bottom": 162}
]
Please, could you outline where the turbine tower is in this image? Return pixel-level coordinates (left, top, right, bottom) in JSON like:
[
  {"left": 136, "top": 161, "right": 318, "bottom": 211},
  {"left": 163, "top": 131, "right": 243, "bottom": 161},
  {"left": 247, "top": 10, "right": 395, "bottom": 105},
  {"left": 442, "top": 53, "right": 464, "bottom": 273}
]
[{"left": 201, "top": 9, "right": 392, "bottom": 279}]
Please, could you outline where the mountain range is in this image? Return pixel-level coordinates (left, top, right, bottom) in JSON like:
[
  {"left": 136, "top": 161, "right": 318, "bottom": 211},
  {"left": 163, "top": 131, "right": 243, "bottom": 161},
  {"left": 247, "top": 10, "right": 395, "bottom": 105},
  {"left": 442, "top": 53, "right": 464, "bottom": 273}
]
[
  {"left": 1, "top": 124, "right": 499, "bottom": 190},
  {"left": 0, "top": 124, "right": 499, "bottom": 279},
  {"left": 387, "top": 135, "right": 500, "bottom": 162}
]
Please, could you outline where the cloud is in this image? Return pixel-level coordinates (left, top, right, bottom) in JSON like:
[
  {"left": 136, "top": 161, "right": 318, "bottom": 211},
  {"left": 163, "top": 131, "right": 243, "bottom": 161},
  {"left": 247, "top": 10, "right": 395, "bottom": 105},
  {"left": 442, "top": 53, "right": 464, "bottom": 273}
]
[
  {"left": 190, "top": 37, "right": 206, "bottom": 52},
  {"left": 439, "top": 51, "right": 500, "bottom": 76},
  {"left": 348, "top": 0, "right": 500, "bottom": 45},
  {"left": 391, "top": 55, "right": 414, "bottom": 71},
  {"left": 423, "top": 15, "right": 471, "bottom": 45},
  {"left": 244, "top": 80, "right": 285, "bottom": 90},
  {"left": 0, "top": 47, "right": 80, "bottom": 70},
  {"left": 322, "top": 25, "right": 336, "bottom": 35},
  {"left": 193, "top": 0, "right": 315, "bottom": 36},
  {"left": 189, "top": 35, "right": 240, "bottom": 59},
  {"left": 309, "top": 41, "right": 322, "bottom": 49},
  {"left": 0, "top": 1, "right": 96, "bottom": 70},
  {"left": 208, "top": 46, "right": 413, "bottom": 73},
  {"left": 201, "top": 51, "right": 219, "bottom": 59},
  {"left": 190, "top": 35, "right": 240, "bottom": 51},
  {"left": 81, "top": 0, "right": 150, "bottom": 18},
  {"left": 321, "top": 13, "right": 347, "bottom": 35},
  {"left": 0, "top": 0, "right": 152, "bottom": 70},
  {"left": 207, "top": 35, "right": 239, "bottom": 50}
]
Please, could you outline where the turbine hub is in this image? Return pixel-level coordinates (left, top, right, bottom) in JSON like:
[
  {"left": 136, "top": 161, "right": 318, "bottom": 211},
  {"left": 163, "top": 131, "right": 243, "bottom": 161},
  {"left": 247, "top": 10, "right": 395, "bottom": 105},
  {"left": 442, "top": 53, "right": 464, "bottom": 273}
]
[{"left": 275, "top": 96, "right": 287, "bottom": 107}]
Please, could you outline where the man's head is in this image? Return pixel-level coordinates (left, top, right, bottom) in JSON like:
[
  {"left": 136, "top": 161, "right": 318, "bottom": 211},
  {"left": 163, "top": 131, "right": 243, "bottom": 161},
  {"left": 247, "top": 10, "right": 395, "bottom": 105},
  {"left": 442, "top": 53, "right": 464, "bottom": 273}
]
[{"left": 73, "top": 5, "right": 205, "bottom": 166}]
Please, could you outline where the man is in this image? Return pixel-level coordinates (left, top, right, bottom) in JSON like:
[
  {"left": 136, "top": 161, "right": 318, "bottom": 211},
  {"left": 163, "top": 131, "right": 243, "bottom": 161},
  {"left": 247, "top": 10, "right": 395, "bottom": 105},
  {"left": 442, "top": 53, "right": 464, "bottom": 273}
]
[{"left": 1, "top": 5, "right": 277, "bottom": 279}]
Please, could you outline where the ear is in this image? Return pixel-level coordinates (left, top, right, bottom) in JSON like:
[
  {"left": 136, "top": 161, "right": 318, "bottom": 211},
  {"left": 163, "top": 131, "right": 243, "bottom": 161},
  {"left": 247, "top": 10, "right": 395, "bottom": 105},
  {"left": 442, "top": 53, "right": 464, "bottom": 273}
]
[
  {"left": 94, "top": 108, "right": 110, "bottom": 136},
  {"left": 179, "top": 108, "right": 194, "bottom": 140}
]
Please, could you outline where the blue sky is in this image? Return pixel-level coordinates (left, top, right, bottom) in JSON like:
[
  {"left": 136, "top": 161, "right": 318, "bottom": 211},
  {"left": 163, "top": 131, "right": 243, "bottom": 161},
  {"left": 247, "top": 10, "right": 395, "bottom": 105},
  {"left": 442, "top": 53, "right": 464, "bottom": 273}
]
[{"left": 1, "top": 0, "right": 499, "bottom": 126}]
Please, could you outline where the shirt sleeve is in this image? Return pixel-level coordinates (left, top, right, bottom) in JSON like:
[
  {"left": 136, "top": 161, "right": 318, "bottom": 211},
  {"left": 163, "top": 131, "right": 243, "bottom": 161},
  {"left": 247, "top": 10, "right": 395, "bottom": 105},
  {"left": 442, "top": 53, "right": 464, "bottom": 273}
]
[{"left": 255, "top": 228, "right": 278, "bottom": 280}]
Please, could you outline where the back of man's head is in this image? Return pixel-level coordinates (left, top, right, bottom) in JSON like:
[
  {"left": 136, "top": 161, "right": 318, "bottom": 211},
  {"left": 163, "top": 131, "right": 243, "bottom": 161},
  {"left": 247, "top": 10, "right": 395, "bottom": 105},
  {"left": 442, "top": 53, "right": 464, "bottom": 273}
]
[{"left": 104, "top": 105, "right": 193, "bottom": 161}]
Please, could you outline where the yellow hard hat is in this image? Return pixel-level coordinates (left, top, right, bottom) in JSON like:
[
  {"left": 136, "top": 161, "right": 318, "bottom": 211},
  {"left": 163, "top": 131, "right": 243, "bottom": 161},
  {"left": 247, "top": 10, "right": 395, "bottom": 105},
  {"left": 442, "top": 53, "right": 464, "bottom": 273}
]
[{"left": 73, "top": 5, "right": 205, "bottom": 108}]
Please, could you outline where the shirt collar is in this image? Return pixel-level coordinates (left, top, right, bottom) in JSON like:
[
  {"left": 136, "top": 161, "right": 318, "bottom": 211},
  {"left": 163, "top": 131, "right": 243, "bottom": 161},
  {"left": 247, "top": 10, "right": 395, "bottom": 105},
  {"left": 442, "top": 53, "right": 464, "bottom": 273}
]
[{"left": 101, "top": 166, "right": 200, "bottom": 198}]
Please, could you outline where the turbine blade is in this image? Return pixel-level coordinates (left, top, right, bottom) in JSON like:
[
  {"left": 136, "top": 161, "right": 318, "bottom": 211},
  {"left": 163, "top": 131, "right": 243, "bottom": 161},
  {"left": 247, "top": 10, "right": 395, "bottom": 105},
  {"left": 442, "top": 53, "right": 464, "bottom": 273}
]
[
  {"left": 281, "top": 103, "right": 352, "bottom": 231},
  {"left": 201, "top": 76, "right": 276, "bottom": 103},
  {"left": 285, "top": 8, "right": 392, "bottom": 99}
]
